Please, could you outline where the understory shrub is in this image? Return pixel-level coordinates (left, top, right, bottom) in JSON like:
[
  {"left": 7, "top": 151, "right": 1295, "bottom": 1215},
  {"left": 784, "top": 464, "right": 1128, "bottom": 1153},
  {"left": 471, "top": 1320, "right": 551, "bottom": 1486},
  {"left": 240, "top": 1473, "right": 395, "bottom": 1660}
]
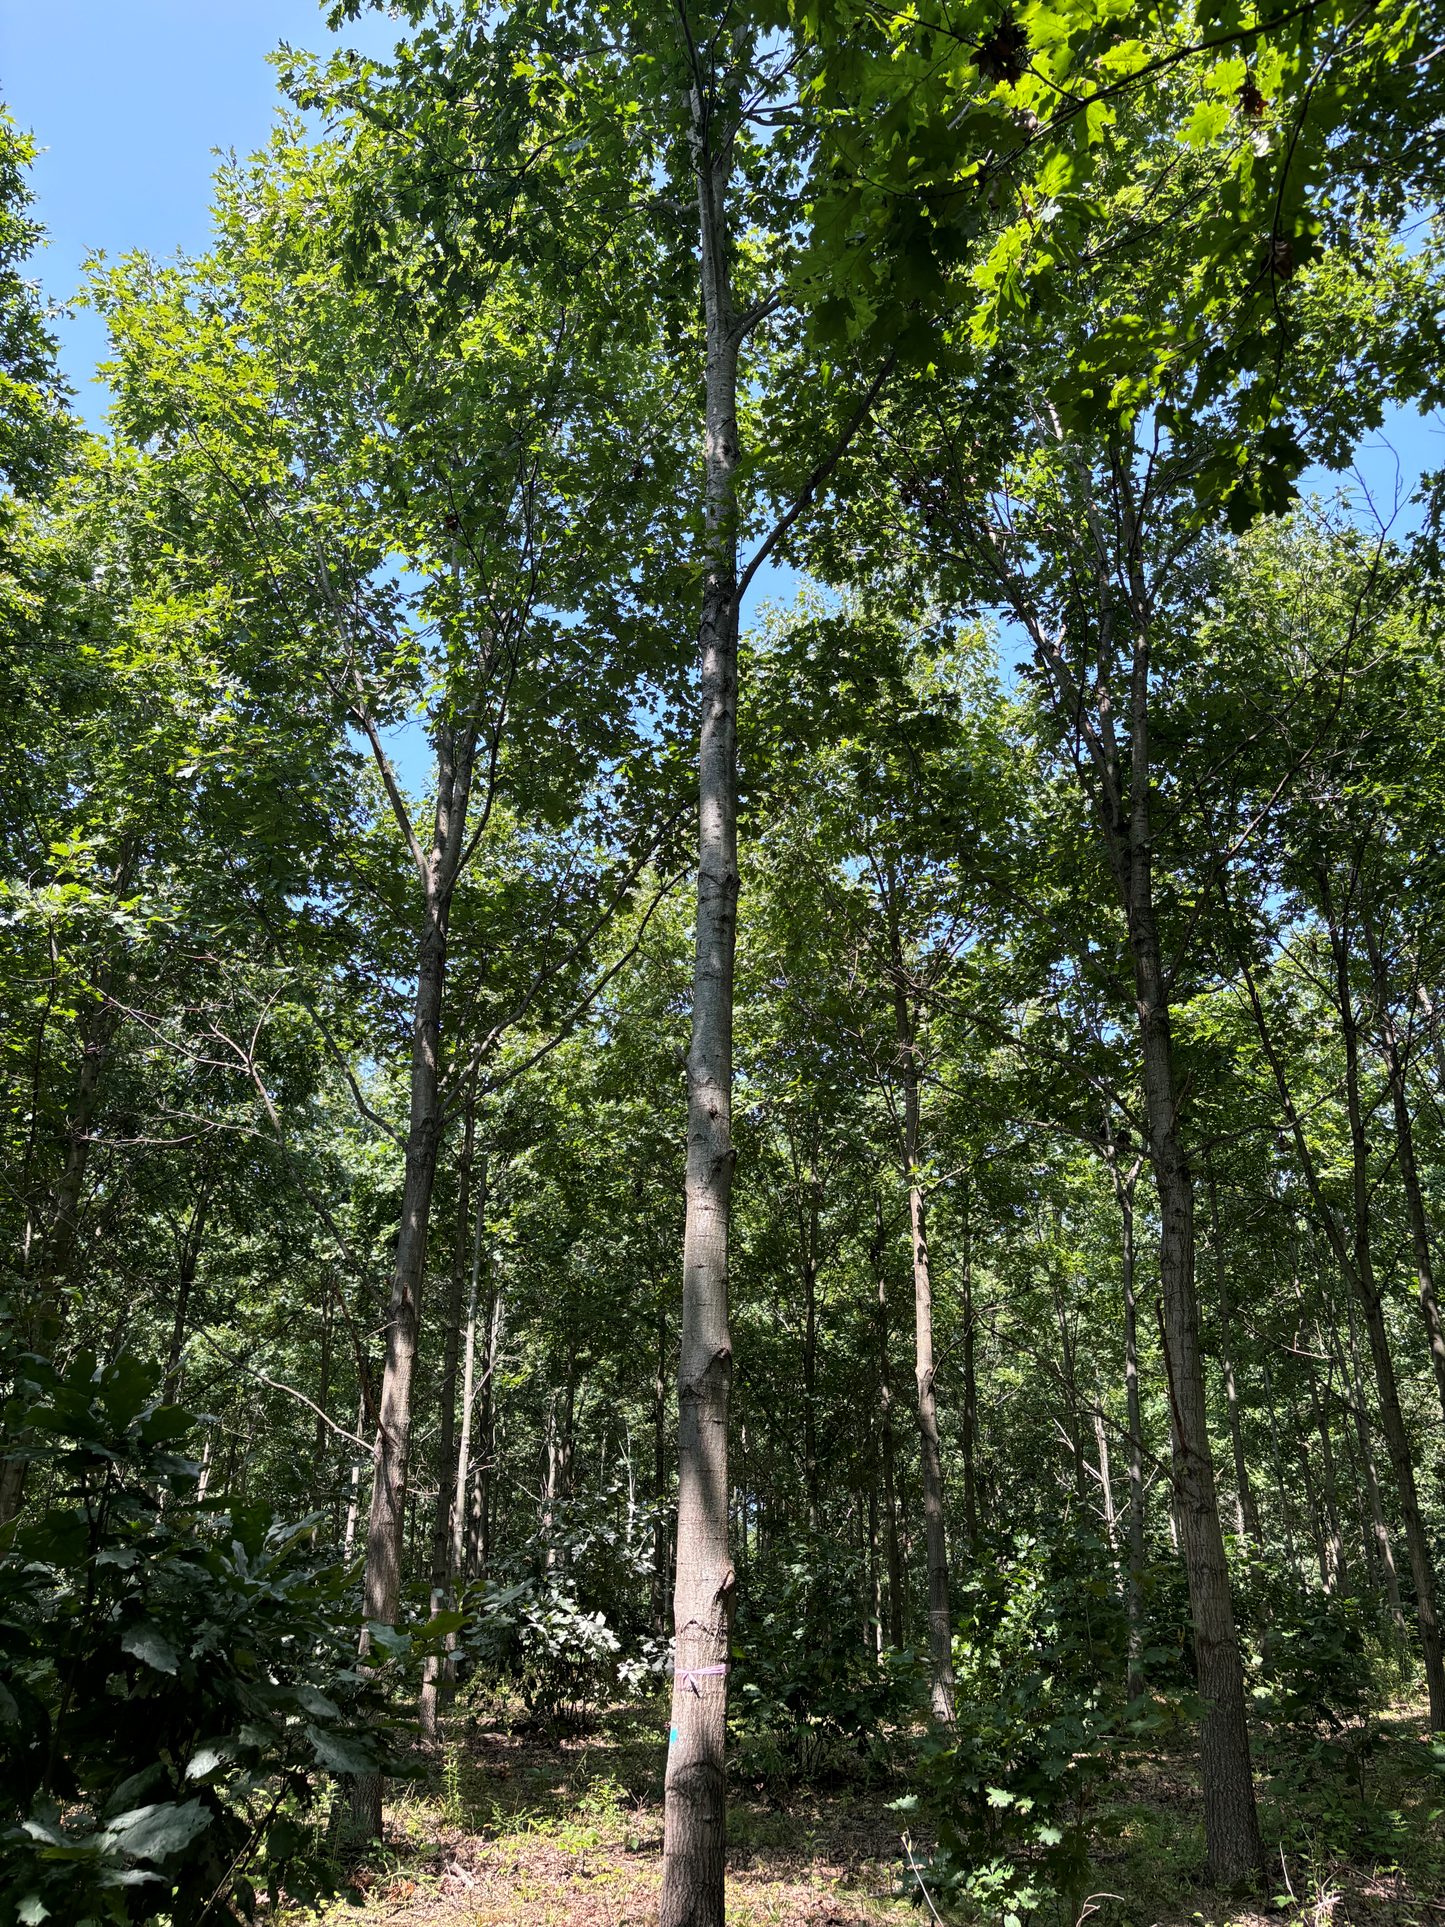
[
  {"left": 1240, "top": 1565, "right": 1411, "bottom": 1858},
  {"left": 898, "top": 1529, "right": 1154, "bottom": 1927},
  {"left": 729, "top": 1538, "right": 921, "bottom": 1784},
  {"left": 0, "top": 1350, "right": 402, "bottom": 1925},
  {"left": 458, "top": 1481, "right": 666, "bottom": 1726}
]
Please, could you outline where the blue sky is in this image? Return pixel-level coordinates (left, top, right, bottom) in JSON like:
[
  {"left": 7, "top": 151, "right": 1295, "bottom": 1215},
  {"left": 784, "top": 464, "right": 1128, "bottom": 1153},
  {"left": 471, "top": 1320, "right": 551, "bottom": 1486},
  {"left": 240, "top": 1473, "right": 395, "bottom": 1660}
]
[
  {"left": 4, "top": 1, "right": 400, "bottom": 419},
  {"left": 2, "top": 0, "right": 1437, "bottom": 788}
]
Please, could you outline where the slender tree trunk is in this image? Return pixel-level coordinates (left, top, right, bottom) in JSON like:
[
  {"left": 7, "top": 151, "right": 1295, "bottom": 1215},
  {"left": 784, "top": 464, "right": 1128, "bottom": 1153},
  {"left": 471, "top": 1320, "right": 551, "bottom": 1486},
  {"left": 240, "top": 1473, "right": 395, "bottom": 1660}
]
[
  {"left": 1296, "top": 1430, "right": 1329, "bottom": 1590},
  {"left": 1261, "top": 1361, "right": 1302, "bottom": 1585},
  {"left": 353, "top": 720, "right": 478, "bottom": 1839},
  {"left": 468, "top": 1280, "right": 502, "bottom": 1580},
  {"left": 802, "top": 1151, "right": 820, "bottom": 1533},
  {"left": 1021, "top": 447, "right": 1261, "bottom": 1879},
  {"left": 1118, "top": 715, "right": 1260, "bottom": 1879},
  {"left": 442, "top": 1196, "right": 483, "bottom": 1703},
  {"left": 1106, "top": 1129, "right": 1147, "bottom": 1704},
  {"left": 892, "top": 977, "right": 953, "bottom": 1724},
  {"left": 542, "top": 1394, "right": 562, "bottom": 1566},
  {"left": 1092, "top": 1394, "right": 1118, "bottom": 1551},
  {"left": 316, "top": 1289, "right": 333, "bottom": 1498},
  {"left": 654, "top": 1301, "right": 670, "bottom": 1634},
  {"left": 660, "top": 85, "right": 741, "bottom": 1927},
  {"left": 450, "top": 1167, "right": 486, "bottom": 1581},
  {"left": 1364, "top": 910, "right": 1445, "bottom": 1423},
  {"left": 868, "top": 1479, "right": 882, "bottom": 1658},
  {"left": 1319, "top": 875, "right": 1445, "bottom": 1725},
  {"left": 420, "top": 1103, "right": 480, "bottom": 1742},
  {"left": 961, "top": 1213, "right": 979, "bottom": 1549},
  {"left": 165, "top": 1186, "right": 212, "bottom": 1394},
  {"left": 344, "top": 1395, "right": 370, "bottom": 1562},
  {"left": 1053, "top": 1269, "right": 1087, "bottom": 1504},
  {"left": 1341, "top": 1290, "right": 1406, "bottom": 1640},
  {"left": 1206, "top": 1162, "right": 1260, "bottom": 1546},
  {"left": 873, "top": 1201, "right": 905, "bottom": 1650}
]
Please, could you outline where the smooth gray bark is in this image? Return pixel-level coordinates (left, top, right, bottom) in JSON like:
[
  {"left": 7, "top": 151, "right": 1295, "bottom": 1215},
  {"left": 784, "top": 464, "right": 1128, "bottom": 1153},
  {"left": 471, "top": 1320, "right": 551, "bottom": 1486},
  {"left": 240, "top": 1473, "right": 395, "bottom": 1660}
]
[
  {"left": 450, "top": 1167, "right": 487, "bottom": 1581},
  {"left": 653, "top": 1303, "right": 670, "bottom": 1634},
  {"left": 659, "top": 76, "right": 741, "bottom": 1927},
  {"left": 421, "top": 1108, "right": 480, "bottom": 1742},
  {"left": 893, "top": 978, "right": 953, "bottom": 1725}
]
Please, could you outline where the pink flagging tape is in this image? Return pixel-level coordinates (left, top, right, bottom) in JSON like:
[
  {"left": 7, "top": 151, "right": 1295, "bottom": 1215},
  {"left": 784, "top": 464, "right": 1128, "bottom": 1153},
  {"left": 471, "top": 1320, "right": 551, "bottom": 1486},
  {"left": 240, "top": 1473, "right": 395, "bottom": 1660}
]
[{"left": 676, "top": 1663, "right": 730, "bottom": 1695}]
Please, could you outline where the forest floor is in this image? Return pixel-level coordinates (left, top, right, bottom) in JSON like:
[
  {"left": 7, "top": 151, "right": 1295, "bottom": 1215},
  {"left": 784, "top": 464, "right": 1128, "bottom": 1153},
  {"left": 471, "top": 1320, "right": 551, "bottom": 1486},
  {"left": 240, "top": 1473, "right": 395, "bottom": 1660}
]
[{"left": 316, "top": 1690, "right": 1444, "bottom": 1927}]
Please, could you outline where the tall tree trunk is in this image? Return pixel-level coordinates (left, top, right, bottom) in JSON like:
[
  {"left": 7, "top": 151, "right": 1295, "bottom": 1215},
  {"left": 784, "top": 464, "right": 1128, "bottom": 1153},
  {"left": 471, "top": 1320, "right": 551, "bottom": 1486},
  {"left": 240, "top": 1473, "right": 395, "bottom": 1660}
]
[
  {"left": 353, "top": 719, "right": 478, "bottom": 1839},
  {"left": 1092, "top": 1394, "right": 1118, "bottom": 1551},
  {"left": 802, "top": 1150, "right": 820, "bottom": 1533},
  {"left": 450, "top": 1162, "right": 486, "bottom": 1581},
  {"left": 893, "top": 976, "right": 953, "bottom": 1724},
  {"left": 1205, "top": 1162, "right": 1260, "bottom": 1546},
  {"left": 1105, "top": 1126, "right": 1147, "bottom": 1705},
  {"left": 1137, "top": 984, "right": 1260, "bottom": 1881},
  {"left": 468, "top": 1278, "right": 502, "bottom": 1580},
  {"left": 961, "top": 1209, "right": 979, "bottom": 1549},
  {"left": 873, "top": 1200, "right": 905, "bottom": 1650},
  {"left": 1364, "top": 908, "right": 1445, "bottom": 1423},
  {"left": 421, "top": 1101, "right": 480, "bottom": 1742},
  {"left": 654, "top": 1301, "right": 670, "bottom": 1634},
  {"left": 1113, "top": 656, "right": 1260, "bottom": 1881},
  {"left": 660, "top": 83, "right": 741, "bottom": 1927},
  {"left": 1340, "top": 1290, "right": 1406, "bottom": 1640},
  {"left": 1029, "top": 477, "right": 1261, "bottom": 1877}
]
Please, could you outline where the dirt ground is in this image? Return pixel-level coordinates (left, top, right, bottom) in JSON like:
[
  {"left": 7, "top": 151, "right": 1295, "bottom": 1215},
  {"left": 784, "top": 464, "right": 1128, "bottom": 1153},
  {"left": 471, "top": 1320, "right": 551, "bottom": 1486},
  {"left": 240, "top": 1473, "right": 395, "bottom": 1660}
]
[{"left": 320, "top": 1694, "right": 1445, "bottom": 1927}]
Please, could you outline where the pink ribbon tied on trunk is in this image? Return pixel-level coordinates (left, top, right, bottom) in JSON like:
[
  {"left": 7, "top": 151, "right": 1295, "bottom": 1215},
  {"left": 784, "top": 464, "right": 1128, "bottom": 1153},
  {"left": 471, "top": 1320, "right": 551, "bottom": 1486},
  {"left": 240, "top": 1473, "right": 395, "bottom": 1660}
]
[{"left": 676, "top": 1663, "right": 729, "bottom": 1695}]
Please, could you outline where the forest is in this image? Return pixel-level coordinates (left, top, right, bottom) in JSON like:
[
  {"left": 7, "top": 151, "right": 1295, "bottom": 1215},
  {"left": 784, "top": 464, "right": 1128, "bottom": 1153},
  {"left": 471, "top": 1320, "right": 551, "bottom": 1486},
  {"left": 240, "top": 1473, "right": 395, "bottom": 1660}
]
[{"left": 3, "top": 0, "right": 1445, "bottom": 1923}]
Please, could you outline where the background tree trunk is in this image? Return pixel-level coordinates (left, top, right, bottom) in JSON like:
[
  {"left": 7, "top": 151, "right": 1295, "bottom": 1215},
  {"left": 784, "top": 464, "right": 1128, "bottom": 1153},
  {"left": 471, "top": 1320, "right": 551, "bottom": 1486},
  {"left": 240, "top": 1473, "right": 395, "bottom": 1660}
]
[
  {"left": 353, "top": 720, "right": 478, "bottom": 1838},
  {"left": 893, "top": 977, "right": 953, "bottom": 1725},
  {"left": 1206, "top": 1163, "right": 1260, "bottom": 1546},
  {"left": 1323, "top": 880, "right": 1445, "bottom": 1725},
  {"left": 873, "top": 1200, "right": 905, "bottom": 1650},
  {"left": 1364, "top": 909, "right": 1445, "bottom": 1422}
]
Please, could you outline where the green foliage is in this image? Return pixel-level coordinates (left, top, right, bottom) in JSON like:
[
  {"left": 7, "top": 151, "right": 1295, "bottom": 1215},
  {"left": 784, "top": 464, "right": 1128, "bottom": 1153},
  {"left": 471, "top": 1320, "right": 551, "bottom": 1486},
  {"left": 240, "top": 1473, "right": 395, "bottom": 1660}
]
[
  {"left": 899, "top": 1532, "right": 1155, "bottom": 1927},
  {"left": 731, "top": 1539, "right": 921, "bottom": 1783},
  {"left": 1235, "top": 1576, "right": 1411, "bottom": 1862},
  {"left": 0, "top": 110, "right": 75, "bottom": 506},
  {"left": 460, "top": 1485, "right": 666, "bottom": 1728},
  {"left": 0, "top": 1351, "right": 393, "bottom": 1924}
]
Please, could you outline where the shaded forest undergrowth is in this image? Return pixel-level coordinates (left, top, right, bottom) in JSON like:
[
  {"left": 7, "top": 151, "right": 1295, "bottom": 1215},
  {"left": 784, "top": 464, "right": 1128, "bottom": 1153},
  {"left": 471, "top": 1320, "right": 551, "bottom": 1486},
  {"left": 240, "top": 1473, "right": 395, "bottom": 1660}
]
[{"left": 322, "top": 1691, "right": 1444, "bottom": 1927}]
